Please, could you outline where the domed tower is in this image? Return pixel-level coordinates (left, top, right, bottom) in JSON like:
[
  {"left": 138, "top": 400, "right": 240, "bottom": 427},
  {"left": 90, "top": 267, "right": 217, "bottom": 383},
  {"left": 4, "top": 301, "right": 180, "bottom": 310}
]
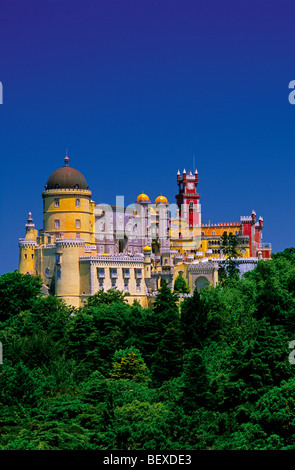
[
  {"left": 155, "top": 195, "right": 170, "bottom": 252},
  {"left": 135, "top": 193, "right": 151, "bottom": 244},
  {"left": 40, "top": 155, "right": 94, "bottom": 307},
  {"left": 42, "top": 155, "right": 94, "bottom": 243}
]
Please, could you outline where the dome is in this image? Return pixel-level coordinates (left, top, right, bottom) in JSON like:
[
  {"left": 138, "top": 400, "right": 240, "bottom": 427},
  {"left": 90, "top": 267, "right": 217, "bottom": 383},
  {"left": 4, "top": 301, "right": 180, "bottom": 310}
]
[
  {"left": 137, "top": 193, "right": 150, "bottom": 203},
  {"left": 45, "top": 156, "right": 89, "bottom": 190},
  {"left": 143, "top": 245, "right": 152, "bottom": 252},
  {"left": 155, "top": 195, "right": 168, "bottom": 204}
]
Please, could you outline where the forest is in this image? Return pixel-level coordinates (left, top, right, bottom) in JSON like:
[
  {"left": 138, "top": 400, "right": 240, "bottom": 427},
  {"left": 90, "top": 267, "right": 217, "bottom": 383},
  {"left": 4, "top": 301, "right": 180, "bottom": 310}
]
[{"left": 0, "top": 247, "right": 295, "bottom": 450}]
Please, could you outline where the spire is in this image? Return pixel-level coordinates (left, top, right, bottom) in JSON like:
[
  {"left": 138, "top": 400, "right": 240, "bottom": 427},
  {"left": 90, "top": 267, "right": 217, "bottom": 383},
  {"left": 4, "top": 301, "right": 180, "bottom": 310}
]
[
  {"left": 27, "top": 212, "right": 33, "bottom": 224},
  {"left": 195, "top": 168, "right": 198, "bottom": 174},
  {"left": 183, "top": 168, "right": 186, "bottom": 174},
  {"left": 25, "top": 211, "right": 35, "bottom": 229},
  {"left": 64, "top": 149, "right": 69, "bottom": 166},
  {"left": 177, "top": 169, "right": 180, "bottom": 175}
]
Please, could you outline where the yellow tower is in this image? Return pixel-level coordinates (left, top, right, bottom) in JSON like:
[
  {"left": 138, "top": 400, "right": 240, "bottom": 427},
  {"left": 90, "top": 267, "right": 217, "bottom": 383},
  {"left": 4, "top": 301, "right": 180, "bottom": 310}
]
[
  {"left": 19, "top": 212, "right": 38, "bottom": 274},
  {"left": 143, "top": 245, "right": 152, "bottom": 279},
  {"left": 41, "top": 155, "right": 94, "bottom": 243},
  {"left": 54, "top": 238, "right": 86, "bottom": 307}
]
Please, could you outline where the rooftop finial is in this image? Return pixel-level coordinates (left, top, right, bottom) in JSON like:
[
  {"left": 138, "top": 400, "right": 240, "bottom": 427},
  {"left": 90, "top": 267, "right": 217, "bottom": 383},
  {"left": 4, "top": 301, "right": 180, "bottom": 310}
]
[{"left": 64, "top": 149, "right": 69, "bottom": 166}]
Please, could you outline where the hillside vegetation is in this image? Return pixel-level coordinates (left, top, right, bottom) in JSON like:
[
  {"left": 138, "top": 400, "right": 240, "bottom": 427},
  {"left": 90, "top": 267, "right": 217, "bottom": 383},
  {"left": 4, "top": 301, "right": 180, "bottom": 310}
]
[{"left": 0, "top": 248, "right": 295, "bottom": 450}]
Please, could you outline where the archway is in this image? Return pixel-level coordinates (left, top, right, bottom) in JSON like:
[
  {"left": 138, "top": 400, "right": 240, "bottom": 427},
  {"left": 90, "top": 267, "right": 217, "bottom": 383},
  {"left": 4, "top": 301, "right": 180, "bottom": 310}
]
[{"left": 195, "top": 276, "right": 209, "bottom": 292}]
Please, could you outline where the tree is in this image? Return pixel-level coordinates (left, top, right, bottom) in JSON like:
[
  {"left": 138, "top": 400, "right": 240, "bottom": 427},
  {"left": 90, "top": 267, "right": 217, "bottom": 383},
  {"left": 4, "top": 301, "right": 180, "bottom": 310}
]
[
  {"left": 150, "top": 280, "right": 183, "bottom": 384},
  {"left": 180, "top": 287, "right": 209, "bottom": 350},
  {"left": 109, "top": 347, "right": 150, "bottom": 383},
  {"left": 180, "top": 349, "right": 210, "bottom": 412},
  {"left": 174, "top": 274, "right": 190, "bottom": 294},
  {"left": 0, "top": 271, "right": 43, "bottom": 322},
  {"left": 153, "top": 279, "right": 179, "bottom": 324},
  {"left": 219, "top": 232, "right": 240, "bottom": 281},
  {"left": 85, "top": 288, "right": 129, "bottom": 307}
]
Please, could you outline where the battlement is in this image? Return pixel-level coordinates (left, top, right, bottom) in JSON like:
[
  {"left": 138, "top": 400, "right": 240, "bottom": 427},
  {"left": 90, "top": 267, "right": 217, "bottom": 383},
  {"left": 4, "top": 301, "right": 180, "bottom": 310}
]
[
  {"left": 79, "top": 254, "right": 145, "bottom": 264},
  {"left": 19, "top": 239, "right": 37, "bottom": 247},
  {"left": 56, "top": 238, "right": 85, "bottom": 247},
  {"left": 42, "top": 188, "right": 92, "bottom": 197}
]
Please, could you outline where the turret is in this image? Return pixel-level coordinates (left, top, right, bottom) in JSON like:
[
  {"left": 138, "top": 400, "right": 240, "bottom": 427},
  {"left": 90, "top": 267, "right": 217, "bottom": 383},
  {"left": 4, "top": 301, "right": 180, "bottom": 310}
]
[
  {"left": 143, "top": 245, "right": 152, "bottom": 279},
  {"left": 19, "top": 212, "right": 38, "bottom": 274}
]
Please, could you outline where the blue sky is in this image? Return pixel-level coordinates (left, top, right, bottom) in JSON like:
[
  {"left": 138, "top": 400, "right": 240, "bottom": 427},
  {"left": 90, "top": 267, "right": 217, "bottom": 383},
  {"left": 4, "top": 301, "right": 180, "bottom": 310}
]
[{"left": 0, "top": 0, "right": 295, "bottom": 274}]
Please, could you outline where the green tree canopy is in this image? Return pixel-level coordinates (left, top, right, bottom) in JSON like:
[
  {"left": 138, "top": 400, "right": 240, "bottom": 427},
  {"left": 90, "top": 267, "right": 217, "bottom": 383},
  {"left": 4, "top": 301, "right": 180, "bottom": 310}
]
[
  {"left": 0, "top": 271, "right": 43, "bottom": 322},
  {"left": 174, "top": 274, "right": 190, "bottom": 293}
]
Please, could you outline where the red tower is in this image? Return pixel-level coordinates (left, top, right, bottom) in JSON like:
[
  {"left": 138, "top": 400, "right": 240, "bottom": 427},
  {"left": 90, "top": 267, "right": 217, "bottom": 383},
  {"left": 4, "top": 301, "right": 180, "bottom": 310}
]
[{"left": 175, "top": 168, "right": 201, "bottom": 227}]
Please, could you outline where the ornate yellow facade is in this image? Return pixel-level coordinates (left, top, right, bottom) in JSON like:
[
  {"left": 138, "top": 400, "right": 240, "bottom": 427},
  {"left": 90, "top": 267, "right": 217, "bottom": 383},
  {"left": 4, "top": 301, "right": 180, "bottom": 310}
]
[{"left": 18, "top": 157, "right": 270, "bottom": 307}]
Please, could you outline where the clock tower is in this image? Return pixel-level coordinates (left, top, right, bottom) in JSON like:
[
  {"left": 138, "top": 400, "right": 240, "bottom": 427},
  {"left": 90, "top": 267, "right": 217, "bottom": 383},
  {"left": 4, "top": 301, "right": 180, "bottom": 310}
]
[{"left": 176, "top": 168, "right": 201, "bottom": 227}]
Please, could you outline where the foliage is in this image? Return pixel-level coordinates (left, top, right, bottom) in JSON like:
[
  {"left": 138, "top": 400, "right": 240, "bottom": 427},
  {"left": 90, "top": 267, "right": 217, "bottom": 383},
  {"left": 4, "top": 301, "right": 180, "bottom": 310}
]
[
  {"left": 219, "top": 231, "right": 240, "bottom": 281},
  {"left": 109, "top": 347, "right": 150, "bottom": 383},
  {"left": 174, "top": 274, "right": 190, "bottom": 293},
  {"left": 85, "top": 288, "right": 129, "bottom": 307},
  {"left": 1, "top": 251, "right": 295, "bottom": 450}
]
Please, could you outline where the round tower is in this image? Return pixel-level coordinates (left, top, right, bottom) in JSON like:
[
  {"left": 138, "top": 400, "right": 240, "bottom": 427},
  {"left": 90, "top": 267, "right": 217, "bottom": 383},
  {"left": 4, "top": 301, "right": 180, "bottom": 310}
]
[
  {"left": 19, "top": 212, "right": 38, "bottom": 274},
  {"left": 42, "top": 155, "right": 93, "bottom": 243},
  {"left": 54, "top": 238, "right": 85, "bottom": 307},
  {"left": 135, "top": 193, "right": 151, "bottom": 244},
  {"left": 155, "top": 195, "right": 169, "bottom": 251}
]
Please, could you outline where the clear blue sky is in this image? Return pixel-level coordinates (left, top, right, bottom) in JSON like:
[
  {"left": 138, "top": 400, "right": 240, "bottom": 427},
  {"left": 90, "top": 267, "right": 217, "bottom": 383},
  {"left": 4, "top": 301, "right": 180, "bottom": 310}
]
[{"left": 0, "top": 0, "right": 295, "bottom": 274}]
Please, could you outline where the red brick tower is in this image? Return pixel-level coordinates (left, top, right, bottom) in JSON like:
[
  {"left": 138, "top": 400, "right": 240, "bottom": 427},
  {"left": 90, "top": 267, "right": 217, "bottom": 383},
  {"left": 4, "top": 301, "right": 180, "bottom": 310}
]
[{"left": 175, "top": 168, "right": 201, "bottom": 227}]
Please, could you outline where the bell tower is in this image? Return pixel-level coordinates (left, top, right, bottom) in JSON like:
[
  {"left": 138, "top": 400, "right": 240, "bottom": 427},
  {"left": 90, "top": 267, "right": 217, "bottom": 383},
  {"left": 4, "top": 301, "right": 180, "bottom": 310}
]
[{"left": 175, "top": 168, "right": 201, "bottom": 227}]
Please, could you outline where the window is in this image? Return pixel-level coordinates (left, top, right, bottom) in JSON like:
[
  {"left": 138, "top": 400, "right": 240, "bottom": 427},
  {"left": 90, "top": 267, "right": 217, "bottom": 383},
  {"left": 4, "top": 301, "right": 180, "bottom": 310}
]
[
  {"left": 136, "top": 268, "right": 142, "bottom": 278},
  {"left": 54, "top": 198, "right": 60, "bottom": 207},
  {"left": 56, "top": 253, "right": 61, "bottom": 265},
  {"left": 124, "top": 268, "right": 130, "bottom": 278},
  {"left": 57, "top": 270, "right": 61, "bottom": 280},
  {"left": 76, "top": 233, "right": 80, "bottom": 239},
  {"left": 111, "top": 278, "right": 116, "bottom": 288},
  {"left": 99, "top": 278, "right": 104, "bottom": 289},
  {"left": 98, "top": 268, "right": 105, "bottom": 278},
  {"left": 45, "top": 268, "right": 49, "bottom": 276},
  {"left": 212, "top": 231, "right": 216, "bottom": 236},
  {"left": 75, "top": 199, "right": 80, "bottom": 207},
  {"left": 124, "top": 278, "right": 129, "bottom": 292},
  {"left": 76, "top": 219, "right": 81, "bottom": 229},
  {"left": 111, "top": 268, "right": 117, "bottom": 278},
  {"left": 136, "top": 279, "right": 141, "bottom": 292},
  {"left": 54, "top": 219, "right": 60, "bottom": 229},
  {"left": 32, "top": 254, "right": 34, "bottom": 259},
  {"left": 24, "top": 254, "right": 27, "bottom": 260}
]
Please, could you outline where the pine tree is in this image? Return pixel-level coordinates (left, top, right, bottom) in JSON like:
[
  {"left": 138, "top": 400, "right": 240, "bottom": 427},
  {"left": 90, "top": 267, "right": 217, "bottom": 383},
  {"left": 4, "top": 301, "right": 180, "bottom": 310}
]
[
  {"left": 180, "top": 287, "right": 209, "bottom": 350},
  {"left": 174, "top": 274, "right": 190, "bottom": 294},
  {"left": 150, "top": 280, "right": 182, "bottom": 384},
  {"left": 180, "top": 349, "right": 210, "bottom": 412}
]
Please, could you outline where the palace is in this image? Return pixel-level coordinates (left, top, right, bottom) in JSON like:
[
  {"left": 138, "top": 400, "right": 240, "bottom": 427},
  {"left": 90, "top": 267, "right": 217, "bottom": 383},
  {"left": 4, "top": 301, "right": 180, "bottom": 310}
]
[{"left": 18, "top": 156, "right": 271, "bottom": 307}]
